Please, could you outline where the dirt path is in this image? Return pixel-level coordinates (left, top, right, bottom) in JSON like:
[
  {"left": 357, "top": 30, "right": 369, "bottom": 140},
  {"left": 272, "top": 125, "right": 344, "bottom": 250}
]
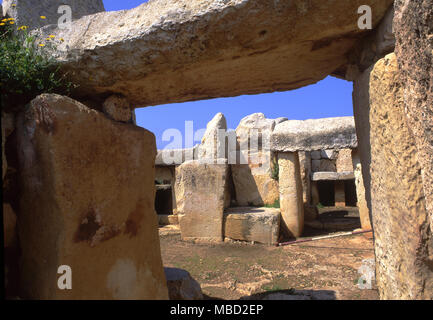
[{"left": 159, "top": 226, "right": 379, "bottom": 300}]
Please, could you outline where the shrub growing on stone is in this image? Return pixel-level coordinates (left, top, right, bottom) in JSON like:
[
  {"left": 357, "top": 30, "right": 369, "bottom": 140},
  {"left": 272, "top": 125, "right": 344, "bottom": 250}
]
[{"left": 0, "top": 17, "right": 74, "bottom": 112}]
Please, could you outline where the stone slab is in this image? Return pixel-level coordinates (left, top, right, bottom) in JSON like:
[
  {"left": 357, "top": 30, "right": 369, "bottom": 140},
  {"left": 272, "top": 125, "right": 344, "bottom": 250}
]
[{"left": 224, "top": 207, "right": 280, "bottom": 245}]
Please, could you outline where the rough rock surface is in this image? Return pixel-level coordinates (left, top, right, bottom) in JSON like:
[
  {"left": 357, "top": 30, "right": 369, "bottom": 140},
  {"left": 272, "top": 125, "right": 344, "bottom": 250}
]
[
  {"left": 102, "top": 95, "right": 133, "bottom": 122},
  {"left": 353, "top": 54, "right": 432, "bottom": 299},
  {"left": 164, "top": 267, "right": 203, "bottom": 300},
  {"left": 271, "top": 117, "right": 357, "bottom": 152},
  {"left": 232, "top": 113, "right": 279, "bottom": 206},
  {"left": 16, "top": 94, "right": 168, "bottom": 299},
  {"left": 156, "top": 146, "right": 198, "bottom": 166},
  {"left": 175, "top": 160, "right": 228, "bottom": 242},
  {"left": 342, "top": 5, "right": 395, "bottom": 79},
  {"left": 311, "top": 159, "right": 336, "bottom": 173},
  {"left": 336, "top": 149, "right": 354, "bottom": 172},
  {"left": 158, "top": 215, "right": 178, "bottom": 226},
  {"left": 35, "top": 0, "right": 392, "bottom": 106},
  {"left": 352, "top": 149, "right": 371, "bottom": 230},
  {"left": 224, "top": 207, "right": 280, "bottom": 245},
  {"left": 2, "top": 0, "right": 105, "bottom": 30},
  {"left": 394, "top": 0, "right": 433, "bottom": 228},
  {"left": 197, "top": 113, "right": 227, "bottom": 162}
]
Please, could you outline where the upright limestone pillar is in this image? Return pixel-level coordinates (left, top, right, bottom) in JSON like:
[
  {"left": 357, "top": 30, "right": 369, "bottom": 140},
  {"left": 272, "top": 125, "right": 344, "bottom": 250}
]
[
  {"left": 278, "top": 152, "right": 304, "bottom": 238},
  {"left": 352, "top": 149, "right": 371, "bottom": 230}
]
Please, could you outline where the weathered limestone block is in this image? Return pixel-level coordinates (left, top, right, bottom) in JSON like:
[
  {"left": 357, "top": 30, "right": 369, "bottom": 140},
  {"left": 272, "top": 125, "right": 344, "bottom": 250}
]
[
  {"left": 2, "top": 0, "right": 105, "bottom": 30},
  {"left": 35, "top": 0, "right": 392, "bottom": 105},
  {"left": 278, "top": 152, "right": 304, "bottom": 238},
  {"left": 311, "top": 172, "right": 355, "bottom": 182},
  {"left": 353, "top": 54, "right": 432, "bottom": 299},
  {"left": 156, "top": 146, "right": 198, "bottom": 166},
  {"left": 344, "top": 5, "right": 395, "bottom": 78},
  {"left": 16, "top": 94, "right": 168, "bottom": 300},
  {"left": 232, "top": 113, "right": 279, "bottom": 206},
  {"left": 394, "top": 0, "right": 433, "bottom": 228},
  {"left": 197, "top": 113, "right": 227, "bottom": 162},
  {"left": 3, "top": 203, "right": 17, "bottom": 248},
  {"left": 271, "top": 117, "right": 357, "bottom": 152},
  {"left": 224, "top": 207, "right": 280, "bottom": 245},
  {"left": 155, "top": 166, "right": 174, "bottom": 185},
  {"left": 311, "top": 182, "right": 320, "bottom": 207},
  {"left": 175, "top": 160, "right": 228, "bottom": 242},
  {"left": 336, "top": 149, "right": 353, "bottom": 173},
  {"left": 352, "top": 149, "right": 371, "bottom": 230},
  {"left": 232, "top": 164, "right": 279, "bottom": 206},
  {"left": 299, "top": 151, "right": 311, "bottom": 206},
  {"left": 158, "top": 215, "right": 179, "bottom": 226},
  {"left": 102, "top": 95, "right": 132, "bottom": 123},
  {"left": 321, "top": 149, "right": 338, "bottom": 160},
  {"left": 164, "top": 267, "right": 203, "bottom": 300},
  {"left": 319, "top": 159, "right": 336, "bottom": 172}
]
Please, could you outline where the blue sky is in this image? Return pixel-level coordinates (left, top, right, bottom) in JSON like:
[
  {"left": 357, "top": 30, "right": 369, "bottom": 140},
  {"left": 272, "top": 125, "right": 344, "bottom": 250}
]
[
  {"left": 3, "top": 0, "right": 354, "bottom": 149},
  {"left": 102, "top": 1, "right": 354, "bottom": 149}
]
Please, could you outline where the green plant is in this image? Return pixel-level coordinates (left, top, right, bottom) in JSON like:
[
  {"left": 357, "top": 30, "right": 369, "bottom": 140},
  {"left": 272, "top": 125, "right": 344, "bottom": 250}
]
[
  {"left": 270, "top": 157, "right": 279, "bottom": 181},
  {"left": 262, "top": 284, "right": 283, "bottom": 292},
  {"left": 316, "top": 202, "right": 325, "bottom": 209},
  {"left": 264, "top": 199, "right": 280, "bottom": 209},
  {"left": 0, "top": 17, "right": 75, "bottom": 112}
]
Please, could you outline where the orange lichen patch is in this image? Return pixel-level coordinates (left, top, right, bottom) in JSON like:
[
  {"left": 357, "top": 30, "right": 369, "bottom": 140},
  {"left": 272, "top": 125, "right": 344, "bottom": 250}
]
[
  {"left": 124, "top": 201, "right": 145, "bottom": 237},
  {"left": 74, "top": 209, "right": 121, "bottom": 247}
]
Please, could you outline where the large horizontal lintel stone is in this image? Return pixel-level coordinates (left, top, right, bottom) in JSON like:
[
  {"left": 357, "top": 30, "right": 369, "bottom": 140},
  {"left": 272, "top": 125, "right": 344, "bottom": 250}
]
[
  {"left": 311, "top": 171, "right": 355, "bottom": 181},
  {"left": 155, "top": 146, "right": 198, "bottom": 166},
  {"left": 271, "top": 117, "right": 357, "bottom": 152},
  {"left": 2, "top": 0, "right": 105, "bottom": 31},
  {"left": 34, "top": 0, "right": 393, "bottom": 106}
]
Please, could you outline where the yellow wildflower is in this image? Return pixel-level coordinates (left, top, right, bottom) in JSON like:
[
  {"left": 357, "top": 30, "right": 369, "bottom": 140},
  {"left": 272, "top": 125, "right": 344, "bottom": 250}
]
[
  {"left": 18, "top": 25, "right": 28, "bottom": 30},
  {"left": 0, "top": 23, "right": 5, "bottom": 26},
  {"left": 9, "top": 21, "right": 15, "bottom": 24},
  {"left": 12, "top": 4, "right": 17, "bottom": 7},
  {"left": 49, "top": 35, "right": 55, "bottom": 39},
  {"left": 1, "top": 18, "right": 7, "bottom": 22},
  {"left": 59, "top": 38, "right": 65, "bottom": 42},
  {"left": 40, "top": 16, "right": 46, "bottom": 19},
  {"left": 39, "top": 43, "right": 45, "bottom": 47}
]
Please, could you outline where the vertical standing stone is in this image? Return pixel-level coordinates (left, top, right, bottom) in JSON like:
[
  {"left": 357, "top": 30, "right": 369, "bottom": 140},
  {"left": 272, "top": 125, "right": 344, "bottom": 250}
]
[
  {"left": 352, "top": 149, "right": 371, "bottom": 230},
  {"left": 231, "top": 113, "right": 280, "bottom": 207},
  {"left": 353, "top": 54, "right": 431, "bottom": 299},
  {"left": 16, "top": 94, "right": 168, "bottom": 300},
  {"left": 278, "top": 152, "right": 304, "bottom": 238},
  {"left": 334, "top": 181, "right": 346, "bottom": 207},
  {"left": 311, "top": 181, "right": 320, "bottom": 206},
  {"left": 336, "top": 149, "right": 354, "bottom": 172},
  {"left": 175, "top": 160, "right": 228, "bottom": 242}
]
